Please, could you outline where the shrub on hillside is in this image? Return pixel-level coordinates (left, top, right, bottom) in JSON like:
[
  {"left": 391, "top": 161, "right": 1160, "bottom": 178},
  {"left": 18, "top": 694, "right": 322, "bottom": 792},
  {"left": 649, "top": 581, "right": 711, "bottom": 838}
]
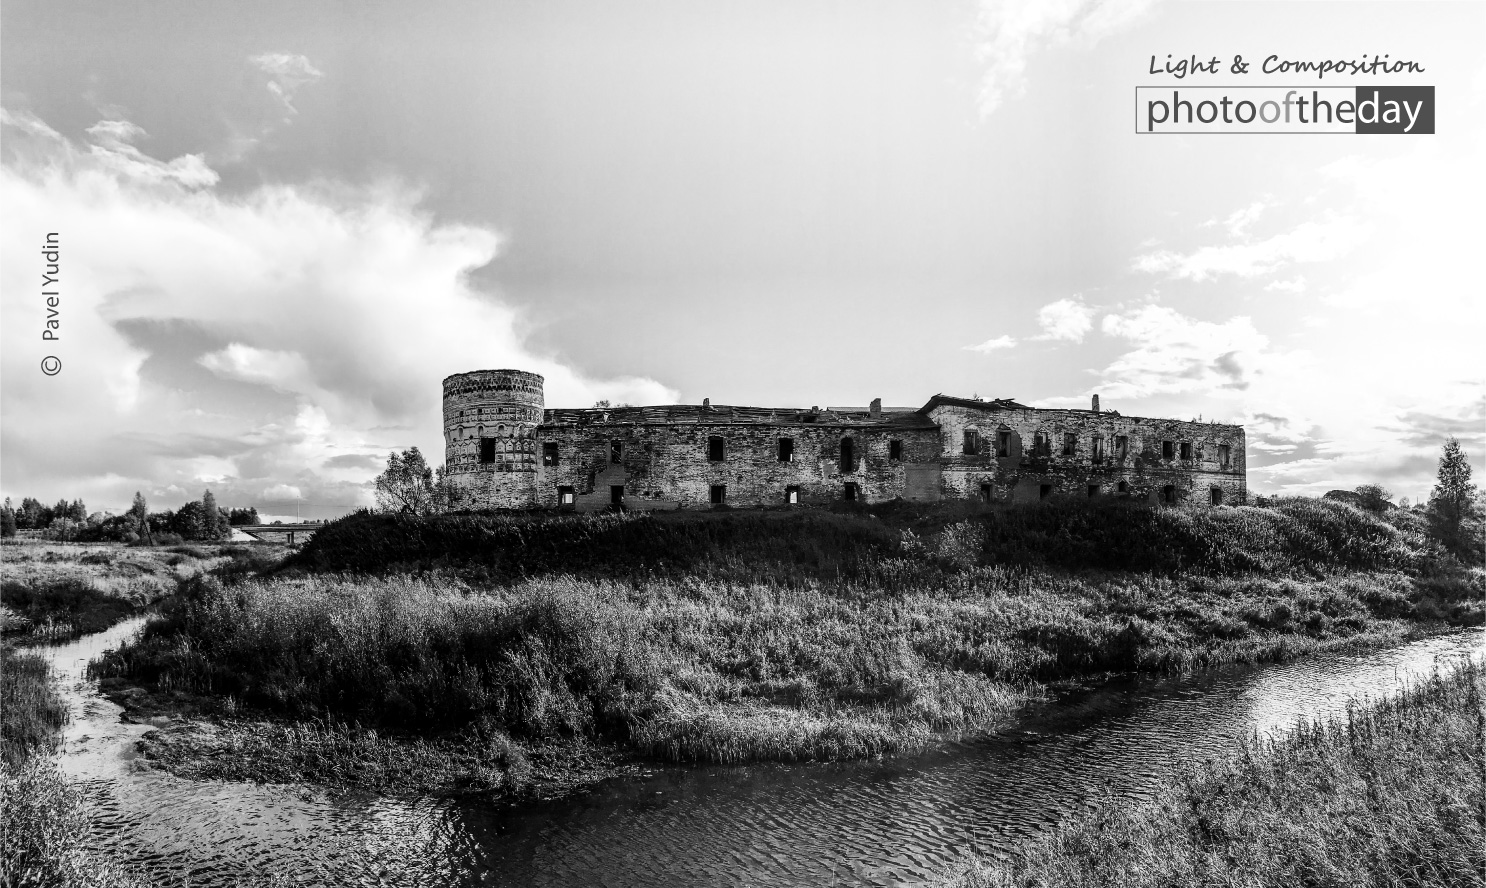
[{"left": 292, "top": 498, "right": 1424, "bottom": 581}]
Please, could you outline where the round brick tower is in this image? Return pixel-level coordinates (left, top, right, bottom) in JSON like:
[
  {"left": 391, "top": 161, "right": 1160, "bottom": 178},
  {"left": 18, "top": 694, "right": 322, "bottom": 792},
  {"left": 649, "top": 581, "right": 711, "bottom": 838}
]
[{"left": 442, "top": 369, "right": 544, "bottom": 508}]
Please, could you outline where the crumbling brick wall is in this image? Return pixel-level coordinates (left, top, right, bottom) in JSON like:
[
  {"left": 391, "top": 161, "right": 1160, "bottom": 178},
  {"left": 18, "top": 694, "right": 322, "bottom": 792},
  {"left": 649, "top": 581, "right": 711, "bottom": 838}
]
[
  {"left": 927, "top": 403, "right": 1246, "bottom": 505},
  {"left": 442, "top": 369, "right": 544, "bottom": 508},
  {"left": 441, "top": 369, "right": 1247, "bottom": 511},
  {"left": 533, "top": 416, "right": 942, "bottom": 511}
]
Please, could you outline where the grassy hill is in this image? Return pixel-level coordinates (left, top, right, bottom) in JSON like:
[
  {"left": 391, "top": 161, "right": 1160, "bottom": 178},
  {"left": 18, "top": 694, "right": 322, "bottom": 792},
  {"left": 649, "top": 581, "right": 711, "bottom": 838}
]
[{"left": 92, "top": 498, "right": 1481, "bottom": 798}]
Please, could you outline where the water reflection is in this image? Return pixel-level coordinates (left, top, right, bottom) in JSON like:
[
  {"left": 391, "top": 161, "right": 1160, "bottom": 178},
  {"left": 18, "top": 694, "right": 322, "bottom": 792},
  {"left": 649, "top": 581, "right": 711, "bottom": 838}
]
[{"left": 40, "top": 623, "right": 1483, "bottom": 887}]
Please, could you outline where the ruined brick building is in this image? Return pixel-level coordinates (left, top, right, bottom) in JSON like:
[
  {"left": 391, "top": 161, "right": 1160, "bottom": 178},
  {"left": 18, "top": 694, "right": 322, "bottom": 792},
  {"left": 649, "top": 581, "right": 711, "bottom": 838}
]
[{"left": 443, "top": 369, "right": 1246, "bottom": 511}]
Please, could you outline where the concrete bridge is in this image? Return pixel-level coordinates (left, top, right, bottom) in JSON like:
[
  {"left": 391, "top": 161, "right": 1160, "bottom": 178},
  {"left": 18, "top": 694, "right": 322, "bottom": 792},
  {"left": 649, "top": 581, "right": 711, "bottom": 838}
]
[{"left": 236, "top": 524, "right": 322, "bottom": 546}]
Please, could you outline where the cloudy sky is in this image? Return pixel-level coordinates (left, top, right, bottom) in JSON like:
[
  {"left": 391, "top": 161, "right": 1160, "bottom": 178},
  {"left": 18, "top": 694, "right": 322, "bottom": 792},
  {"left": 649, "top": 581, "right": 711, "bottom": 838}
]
[{"left": 2, "top": 0, "right": 1482, "bottom": 520}]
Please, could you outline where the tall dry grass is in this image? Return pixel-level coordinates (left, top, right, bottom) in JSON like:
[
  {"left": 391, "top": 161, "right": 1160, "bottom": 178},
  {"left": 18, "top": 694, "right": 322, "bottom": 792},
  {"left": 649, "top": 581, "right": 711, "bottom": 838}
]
[
  {"left": 0, "top": 540, "right": 264, "bottom": 643},
  {"left": 1, "top": 647, "right": 147, "bottom": 887},
  {"left": 935, "top": 658, "right": 1486, "bottom": 888},
  {"left": 94, "top": 558, "right": 1479, "bottom": 766}
]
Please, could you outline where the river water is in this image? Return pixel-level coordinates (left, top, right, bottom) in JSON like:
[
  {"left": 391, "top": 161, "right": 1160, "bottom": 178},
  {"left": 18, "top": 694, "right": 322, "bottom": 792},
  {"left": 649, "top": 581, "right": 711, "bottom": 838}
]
[{"left": 45, "top": 621, "right": 1483, "bottom": 887}]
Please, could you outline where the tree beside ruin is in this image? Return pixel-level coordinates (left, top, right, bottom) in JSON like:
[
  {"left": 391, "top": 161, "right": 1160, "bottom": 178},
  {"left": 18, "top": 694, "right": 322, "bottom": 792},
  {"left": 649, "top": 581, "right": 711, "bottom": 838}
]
[{"left": 374, "top": 447, "right": 437, "bottom": 515}]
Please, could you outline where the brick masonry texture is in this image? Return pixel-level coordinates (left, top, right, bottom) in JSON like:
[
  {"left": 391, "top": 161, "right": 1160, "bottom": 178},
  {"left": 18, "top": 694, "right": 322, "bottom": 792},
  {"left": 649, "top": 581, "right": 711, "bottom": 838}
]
[{"left": 443, "top": 371, "right": 1247, "bottom": 511}]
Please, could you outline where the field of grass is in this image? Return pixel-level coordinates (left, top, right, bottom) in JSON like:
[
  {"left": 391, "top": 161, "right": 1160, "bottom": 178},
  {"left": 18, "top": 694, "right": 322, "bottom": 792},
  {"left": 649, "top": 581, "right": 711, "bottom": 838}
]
[
  {"left": 0, "top": 646, "right": 148, "bottom": 887},
  {"left": 934, "top": 658, "right": 1485, "bottom": 888},
  {"left": 0, "top": 540, "right": 278, "bottom": 643},
  {"left": 88, "top": 498, "right": 1482, "bottom": 797}
]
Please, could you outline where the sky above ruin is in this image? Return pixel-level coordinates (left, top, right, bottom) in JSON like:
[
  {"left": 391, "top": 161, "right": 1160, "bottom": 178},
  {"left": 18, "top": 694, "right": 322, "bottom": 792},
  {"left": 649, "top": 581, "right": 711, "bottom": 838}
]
[{"left": 2, "top": 0, "right": 1482, "bottom": 519}]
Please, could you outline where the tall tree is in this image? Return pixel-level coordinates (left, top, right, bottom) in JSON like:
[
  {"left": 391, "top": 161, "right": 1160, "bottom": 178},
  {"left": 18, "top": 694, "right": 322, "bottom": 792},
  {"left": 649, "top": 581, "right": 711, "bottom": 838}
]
[
  {"left": 129, "top": 491, "right": 152, "bottom": 543},
  {"left": 16, "top": 497, "right": 46, "bottom": 529},
  {"left": 374, "top": 447, "right": 436, "bottom": 515},
  {"left": 1427, "top": 438, "right": 1480, "bottom": 558},
  {"left": 200, "top": 490, "right": 231, "bottom": 540},
  {"left": 201, "top": 490, "right": 217, "bottom": 540},
  {"left": 1, "top": 500, "right": 16, "bottom": 538},
  {"left": 68, "top": 498, "right": 88, "bottom": 521}
]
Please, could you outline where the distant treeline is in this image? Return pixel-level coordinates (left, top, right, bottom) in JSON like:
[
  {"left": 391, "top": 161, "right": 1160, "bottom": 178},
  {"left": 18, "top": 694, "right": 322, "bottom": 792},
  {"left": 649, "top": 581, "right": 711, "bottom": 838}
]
[
  {"left": 1, "top": 493, "right": 258, "bottom": 544},
  {"left": 291, "top": 497, "right": 1446, "bottom": 583}
]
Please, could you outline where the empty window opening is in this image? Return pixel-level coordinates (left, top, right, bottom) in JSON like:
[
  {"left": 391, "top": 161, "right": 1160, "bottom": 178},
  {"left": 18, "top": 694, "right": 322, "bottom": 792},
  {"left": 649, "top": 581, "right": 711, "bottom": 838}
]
[
  {"left": 1210, "top": 487, "right": 1224, "bottom": 506},
  {"left": 479, "top": 438, "right": 496, "bottom": 464},
  {"left": 1115, "top": 436, "right": 1129, "bottom": 459},
  {"left": 1218, "top": 444, "right": 1231, "bottom": 468},
  {"left": 1062, "top": 433, "right": 1077, "bottom": 457},
  {"left": 1162, "top": 441, "right": 1175, "bottom": 460},
  {"left": 610, "top": 440, "right": 623, "bottom": 464},
  {"left": 889, "top": 439, "right": 903, "bottom": 461},
  {"left": 557, "top": 486, "right": 575, "bottom": 507},
  {"left": 963, "top": 429, "right": 981, "bottom": 455},
  {"left": 786, "top": 486, "right": 800, "bottom": 505},
  {"left": 542, "top": 443, "right": 559, "bottom": 466},
  {"left": 1180, "top": 442, "right": 1193, "bottom": 460},
  {"left": 840, "top": 437, "right": 855, "bottom": 472},
  {"left": 1088, "top": 485, "right": 1100, "bottom": 498},
  {"left": 1162, "top": 485, "right": 1177, "bottom": 504},
  {"left": 610, "top": 485, "right": 625, "bottom": 506},
  {"left": 710, "top": 485, "right": 726, "bottom": 505},
  {"left": 1039, "top": 484, "right": 1053, "bottom": 500},
  {"left": 980, "top": 482, "right": 993, "bottom": 503},
  {"left": 778, "top": 437, "right": 794, "bottom": 462},
  {"left": 843, "top": 482, "right": 860, "bottom": 502},
  {"left": 1117, "top": 480, "right": 1130, "bottom": 494},
  {"left": 1034, "top": 433, "right": 1051, "bottom": 457},
  {"left": 708, "top": 436, "right": 726, "bottom": 462},
  {"left": 1091, "top": 436, "right": 1105, "bottom": 463},
  {"left": 997, "top": 431, "right": 1011, "bottom": 458}
]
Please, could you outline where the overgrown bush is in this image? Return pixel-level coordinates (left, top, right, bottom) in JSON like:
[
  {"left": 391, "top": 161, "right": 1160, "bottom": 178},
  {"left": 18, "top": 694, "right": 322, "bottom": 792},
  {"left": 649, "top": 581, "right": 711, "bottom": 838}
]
[
  {"left": 0, "top": 579, "right": 140, "bottom": 642},
  {"left": 99, "top": 575, "right": 663, "bottom": 738}
]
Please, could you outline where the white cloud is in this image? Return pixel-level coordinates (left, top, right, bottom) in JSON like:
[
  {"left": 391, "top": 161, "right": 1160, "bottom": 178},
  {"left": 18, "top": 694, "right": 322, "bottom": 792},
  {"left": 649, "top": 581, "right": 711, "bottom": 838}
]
[
  {"left": 964, "top": 335, "right": 1017, "bottom": 353},
  {"left": 0, "top": 110, "right": 677, "bottom": 515},
  {"left": 1034, "top": 297, "right": 1094, "bottom": 341},
  {"left": 1095, "top": 305, "right": 1290, "bottom": 399},
  {"left": 249, "top": 52, "right": 324, "bottom": 118},
  {"left": 1200, "top": 199, "right": 1274, "bottom": 238},
  {"left": 1263, "top": 277, "right": 1307, "bottom": 294},
  {"left": 975, "top": 0, "right": 1156, "bottom": 116},
  {"left": 199, "top": 344, "right": 312, "bottom": 390},
  {"left": 1133, "top": 213, "right": 1368, "bottom": 281},
  {"left": 85, "top": 119, "right": 218, "bottom": 189}
]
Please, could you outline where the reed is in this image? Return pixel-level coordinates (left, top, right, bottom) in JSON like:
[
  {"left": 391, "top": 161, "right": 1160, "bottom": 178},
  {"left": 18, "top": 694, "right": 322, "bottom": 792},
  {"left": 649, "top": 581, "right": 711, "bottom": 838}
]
[
  {"left": 0, "top": 647, "right": 148, "bottom": 887},
  {"left": 1, "top": 649, "right": 68, "bottom": 766},
  {"left": 92, "top": 499, "right": 1481, "bottom": 777},
  {"left": 935, "top": 659, "right": 1486, "bottom": 888}
]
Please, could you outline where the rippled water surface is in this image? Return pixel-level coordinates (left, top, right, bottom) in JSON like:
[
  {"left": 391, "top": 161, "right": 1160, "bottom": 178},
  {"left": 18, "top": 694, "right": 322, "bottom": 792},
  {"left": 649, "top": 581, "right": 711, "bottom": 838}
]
[{"left": 46, "top": 622, "right": 1483, "bottom": 887}]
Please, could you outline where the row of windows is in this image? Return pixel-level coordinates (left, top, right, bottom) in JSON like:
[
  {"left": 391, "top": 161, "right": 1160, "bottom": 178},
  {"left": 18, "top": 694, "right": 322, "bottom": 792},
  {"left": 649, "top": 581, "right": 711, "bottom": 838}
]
[
  {"left": 962, "top": 431, "right": 1232, "bottom": 467},
  {"left": 552, "top": 481, "right": 1227, "bottom": 507},
  {"left": 974, "top": 480, "right": 1228, "bottom": 504},
  {"left": 556, "top": 483, "right": 861, "bottom": 507},
  {"left": 481, "top": 433, "right": 1230, "bottom": 472},
  {"left": 538, "top": 436, "right": 903, "bottom": 471}
]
